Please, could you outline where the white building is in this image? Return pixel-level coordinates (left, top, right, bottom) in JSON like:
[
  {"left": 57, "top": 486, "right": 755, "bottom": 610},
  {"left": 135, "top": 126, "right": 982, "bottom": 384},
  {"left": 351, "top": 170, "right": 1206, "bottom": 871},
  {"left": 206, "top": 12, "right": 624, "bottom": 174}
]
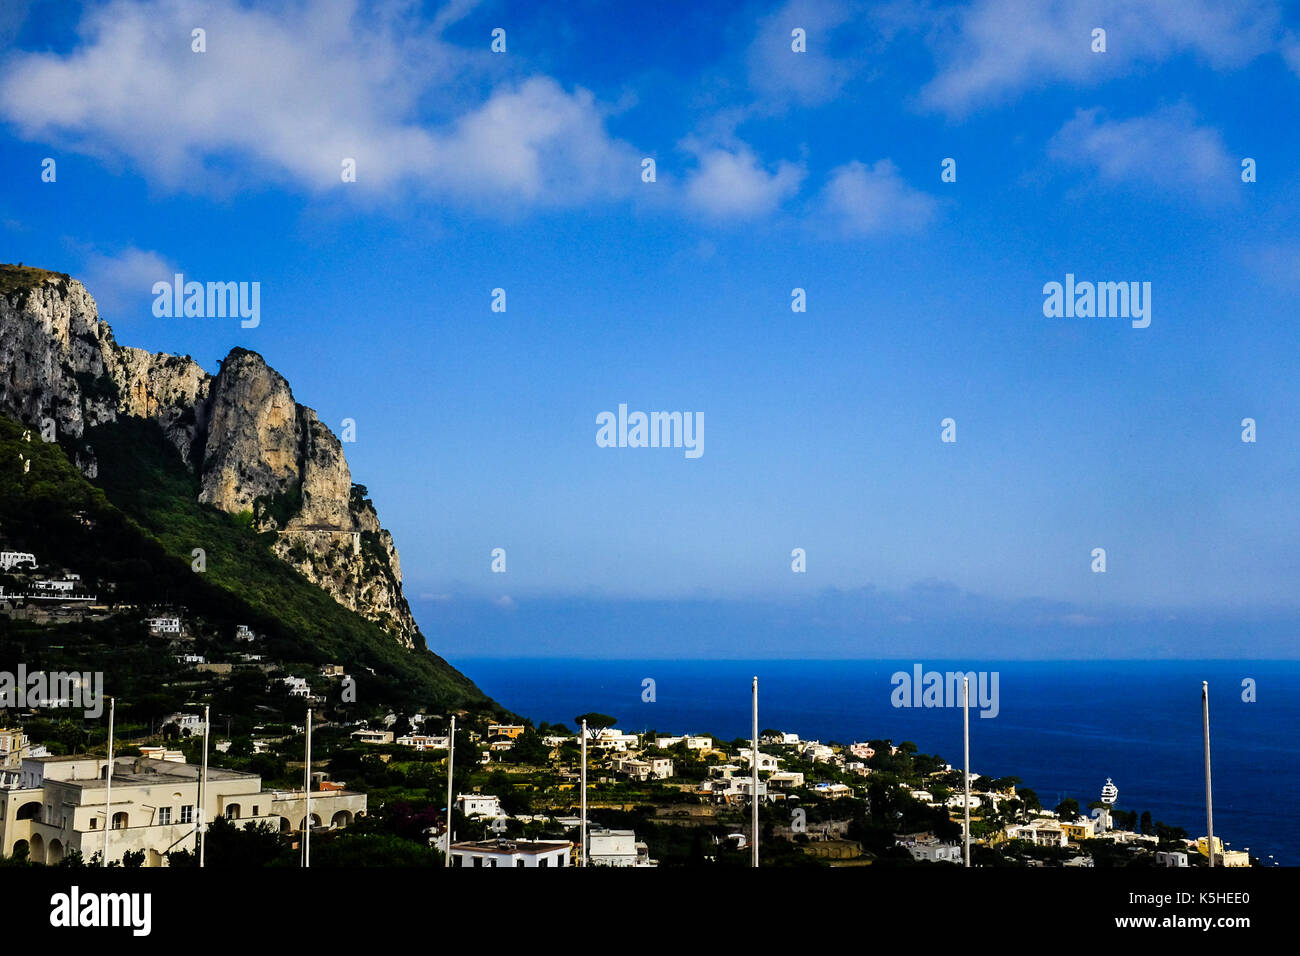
[
  {"left": 280, "top": 676, "right": 311, "bottom": 698},
  {"left": 767, "top": 771, "right": 805, "bottom": 789},
  {"left": 0, "top": 754, "right": 365, "bottom": 866},
  {"left": 904, "top": 840, "right": 961, "bottom": 863},
  {"left": 33, "top": 580, "right": 75, "bottom": 593},
  {"left": 802, "top": 742, "right": 836, "bottom": 763},
  {"left": 162, "top": 713, "right": 205, "bottom": 736},
  {"left": 1155, "top": 851, "right": 1189, "bottom": 867},
  {"left": 146, "top": 618, "right": 181, "bottom": 635},
  {"left": 0, "top": 729, "right": 47, "bottom": 790},
  {"left": 0, "top": 552, "right": 36, "bottom": 571},
  {"left": 397, "top": 734, "right": 449, "bottom": 751},
  {"left": 736, "top": 749, "right": 781, "bottom": 772},
  {"left": 456, "top": 793, "right": 503, "bottom": 818},
  {"left": 1006, "top": 819, "right": 1068, "bottom": 848},
  {"left": 813, "top": 782, "right": 852, "bottom": 798},
  {"left": 615, "top": 757, "right": 673, "bottom": 781},
  {"left": 587, "top": 828, "right": 654, "bottom": 867},
  {"left": 591, "top": 728, "right": 639, "bottom": 752},
  {"left": 703, "top": 777, "right": 768, "bottom": 803},
  {"left": 449, "top": 839, "right": 571, "bottom": 868},
  {"left": 653, "top": 735, "right": 713, "bottom": 752}
]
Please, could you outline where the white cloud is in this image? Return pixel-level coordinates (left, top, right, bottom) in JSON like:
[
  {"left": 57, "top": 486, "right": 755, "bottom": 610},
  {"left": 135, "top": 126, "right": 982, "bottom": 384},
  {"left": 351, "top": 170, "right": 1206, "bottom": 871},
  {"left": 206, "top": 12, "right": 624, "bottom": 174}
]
[
  {"left": 746, "top": 0, "right": 859, "bottom": 108},
  {"left": 0, "top": 0, "right": 638, "bottom": 206},
  {"left": 919, "top": 0, "right": 1282, "bottom": 116},
  {"left": 1048, "top": 104, "right": 1236, "bottom": 204},
  {"left": 434, "top": 78, "right": 637, "bottom": 204},
  {"left": 683, "top": 143, "right": 805, "bottom": 219},
  {"left": 79, "top": 246, "right": 177, "bottom": 318},
  {"left": 818, "top": 159, "right": 936, "bottom": 236}
]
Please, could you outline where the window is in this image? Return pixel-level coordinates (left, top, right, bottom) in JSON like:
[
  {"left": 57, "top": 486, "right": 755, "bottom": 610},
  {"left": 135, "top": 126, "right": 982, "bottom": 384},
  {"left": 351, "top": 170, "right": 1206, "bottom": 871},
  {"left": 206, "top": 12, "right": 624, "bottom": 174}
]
[
  {"left": 252, "top": 805, "right": 259, "bottom": 817},
  {"left": 516, "top": 859, "right": 525, "bottom": 868},
  {"left": 89, "top": 818, "right": 98, "bottom": 830},
  {"left": 225, "top": 804, "right": 240, "bottom": 820},
  {"left": 181, "top": 805, "right": 193, "bottom": 824},
  {"left": 158, "top": 807, "right": 171, "bottom": 825}
]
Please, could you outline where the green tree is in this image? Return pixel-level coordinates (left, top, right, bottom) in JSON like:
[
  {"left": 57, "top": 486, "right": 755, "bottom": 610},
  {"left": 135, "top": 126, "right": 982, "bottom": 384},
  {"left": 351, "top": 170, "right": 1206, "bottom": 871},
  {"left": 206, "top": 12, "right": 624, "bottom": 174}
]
[
  {"left": 511, "top": 728, "right": 550, "bottom": 766},
  {"left": 1054, "top": 798, "right": 1080, "bottom": 822},
  {"left": 575, "top": 713, "right": 617, "bottom": 736}
]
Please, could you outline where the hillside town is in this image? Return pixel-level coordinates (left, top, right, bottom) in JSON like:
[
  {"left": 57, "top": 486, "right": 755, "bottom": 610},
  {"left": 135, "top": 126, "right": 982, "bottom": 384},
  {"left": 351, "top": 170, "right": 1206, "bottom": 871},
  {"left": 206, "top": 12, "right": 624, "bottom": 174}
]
[{"left": 0, "top": 703, "right": 1250, "bottom": 867}]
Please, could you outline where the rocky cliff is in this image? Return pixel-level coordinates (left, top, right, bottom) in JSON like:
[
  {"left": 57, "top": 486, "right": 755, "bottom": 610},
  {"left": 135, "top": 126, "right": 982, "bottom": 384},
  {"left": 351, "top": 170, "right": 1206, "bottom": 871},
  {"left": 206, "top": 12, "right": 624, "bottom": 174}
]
[{"left": 0, "top": 264, "right": 422, "bottom": 648}]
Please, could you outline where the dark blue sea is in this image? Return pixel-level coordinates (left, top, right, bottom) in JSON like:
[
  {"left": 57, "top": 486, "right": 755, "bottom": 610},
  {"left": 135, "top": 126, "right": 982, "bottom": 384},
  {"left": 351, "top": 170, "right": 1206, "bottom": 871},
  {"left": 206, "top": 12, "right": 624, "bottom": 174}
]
[{"left": 453, "top": 658, "right": 1299, "bottom": 865}]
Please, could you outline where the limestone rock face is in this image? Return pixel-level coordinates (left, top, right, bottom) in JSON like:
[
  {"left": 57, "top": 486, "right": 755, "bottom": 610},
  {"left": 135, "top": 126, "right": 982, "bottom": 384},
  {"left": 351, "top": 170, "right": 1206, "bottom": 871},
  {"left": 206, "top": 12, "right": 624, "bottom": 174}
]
[
  {"left": 0, "top": 265, "right": 422, "bottom": 648},
  {"left": 199, "top": 349, "right": 301, "bottom": 515},
  {"left": 109, "top": 346, "right": 211, "bottom": 468},
  {"left": 0, "top": 271, "right": 117, "bottom": 438}
]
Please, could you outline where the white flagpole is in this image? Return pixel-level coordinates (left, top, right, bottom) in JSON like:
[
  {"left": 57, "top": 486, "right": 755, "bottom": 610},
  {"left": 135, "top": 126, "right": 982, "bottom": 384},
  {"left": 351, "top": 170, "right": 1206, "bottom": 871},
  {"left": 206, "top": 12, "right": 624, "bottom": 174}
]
[
  {"left": 963, "top": 677, "right": 971, "bottom": 868},
  {"left": 304, "top": 707, "right": 312, "bottom": 867},
  {"left": 198, "top": 703, "right": 209, "bottom": 867},
  {"left": 102, "top": 696, "right": 114, "bottom": 866},
  {"left": 580, "top": 718, "right": 588, "bottom": 867},
  {"left": 1202, "top": 681, "right": 1214, "bottom": 867},
  {"left": 444, "top": 717, "right": 454, "bottom": 868},
  {"left": 752, "top": 676, "right": 759, "bottom": 868},
  {"left": 445, "top": 715, "right": 456, "bottom": 867}
]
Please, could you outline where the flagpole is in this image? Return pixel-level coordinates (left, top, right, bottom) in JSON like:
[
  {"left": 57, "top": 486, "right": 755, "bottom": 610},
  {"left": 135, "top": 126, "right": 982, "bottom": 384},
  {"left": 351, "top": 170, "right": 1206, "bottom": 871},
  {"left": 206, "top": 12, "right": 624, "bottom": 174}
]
[
  {"left": 304, "top": 707, "right": 312, "bottom": 867},
  {"left": 580, "top": 718, "right": 588, "bottom": 867},
  {"left": 198, "top": 703, "right": 209, "bottom": 867},
  {"left": 751, "top": 676, "right": 759, "bottom": 868},
  {"left": 963, "top": 677, "right": 970, "bottom": 868},
  {"left": 1202, "top": 681, "right": 1214, "bottom": 867},
  {"left": 102, "top": 697, "right": 114, "bottom": 866},
  {"left": 444, "top": 715, "right": 455, "bottom": 867}
]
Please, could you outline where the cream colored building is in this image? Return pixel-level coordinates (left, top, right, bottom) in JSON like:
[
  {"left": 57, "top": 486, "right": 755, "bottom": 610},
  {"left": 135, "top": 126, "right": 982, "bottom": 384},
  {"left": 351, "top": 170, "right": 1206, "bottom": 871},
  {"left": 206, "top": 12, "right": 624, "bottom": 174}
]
[{"left": 0, "top": 754, "right": 365, "bottom": 866}]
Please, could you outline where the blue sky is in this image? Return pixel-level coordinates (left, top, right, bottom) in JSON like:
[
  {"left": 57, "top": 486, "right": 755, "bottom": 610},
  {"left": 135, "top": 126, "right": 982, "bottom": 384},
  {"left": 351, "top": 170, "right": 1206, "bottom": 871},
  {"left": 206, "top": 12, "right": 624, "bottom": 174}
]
[{"left": 2, "top": 0, "right": 1299, "bottom": 656}]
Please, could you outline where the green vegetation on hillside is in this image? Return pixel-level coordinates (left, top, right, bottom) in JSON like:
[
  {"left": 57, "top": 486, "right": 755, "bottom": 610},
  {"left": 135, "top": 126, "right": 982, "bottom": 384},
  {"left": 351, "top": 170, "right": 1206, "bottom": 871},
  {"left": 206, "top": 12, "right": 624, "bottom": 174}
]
[
  {"left": 0, "top": 263, "right": 70, "bottom": 298},
  {"left": 0, "top": 412, "right": 495, "bottom": 715}
]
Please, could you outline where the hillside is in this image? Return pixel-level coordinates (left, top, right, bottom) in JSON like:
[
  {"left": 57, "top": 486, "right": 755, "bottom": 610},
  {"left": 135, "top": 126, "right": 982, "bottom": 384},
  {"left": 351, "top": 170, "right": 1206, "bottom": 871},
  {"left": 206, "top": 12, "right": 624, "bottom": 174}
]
[{"left": 0, "top": 262, "right": 497, "bottom": 719}]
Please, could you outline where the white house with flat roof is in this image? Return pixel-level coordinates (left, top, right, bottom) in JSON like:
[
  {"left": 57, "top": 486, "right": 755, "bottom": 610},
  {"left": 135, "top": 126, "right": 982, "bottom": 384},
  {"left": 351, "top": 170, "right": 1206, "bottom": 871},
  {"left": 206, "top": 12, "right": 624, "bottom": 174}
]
[
  {"left": 0, "top": 754, "right": 365, "bottom": 866},
  {"left": 654, "top": 735, "right": 713, "bottom": 751},
  {"left": 449, "top": 839, "right": 571, "bottom": 868},
  {"left": 456, "top": 793, "right": 502, "bottom": 818},
  {"left": 163, "top": 713, "right": 205, "bottom": 736},
  {"left": 587, "top": 828, "right": 655, "bottom": 867},
  {"left": 736, "top": 748, "right": 781, "bottom": 772},
  {"left": 351, "top": 728, "right": 393, "bottom": 745}
]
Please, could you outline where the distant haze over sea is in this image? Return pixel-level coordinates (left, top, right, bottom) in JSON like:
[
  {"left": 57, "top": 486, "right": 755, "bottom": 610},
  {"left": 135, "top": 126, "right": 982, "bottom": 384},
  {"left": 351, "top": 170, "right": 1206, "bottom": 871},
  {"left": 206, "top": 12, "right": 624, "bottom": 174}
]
[{"left": 415, "top": 590, "right": 1300, "bottom": 659}]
